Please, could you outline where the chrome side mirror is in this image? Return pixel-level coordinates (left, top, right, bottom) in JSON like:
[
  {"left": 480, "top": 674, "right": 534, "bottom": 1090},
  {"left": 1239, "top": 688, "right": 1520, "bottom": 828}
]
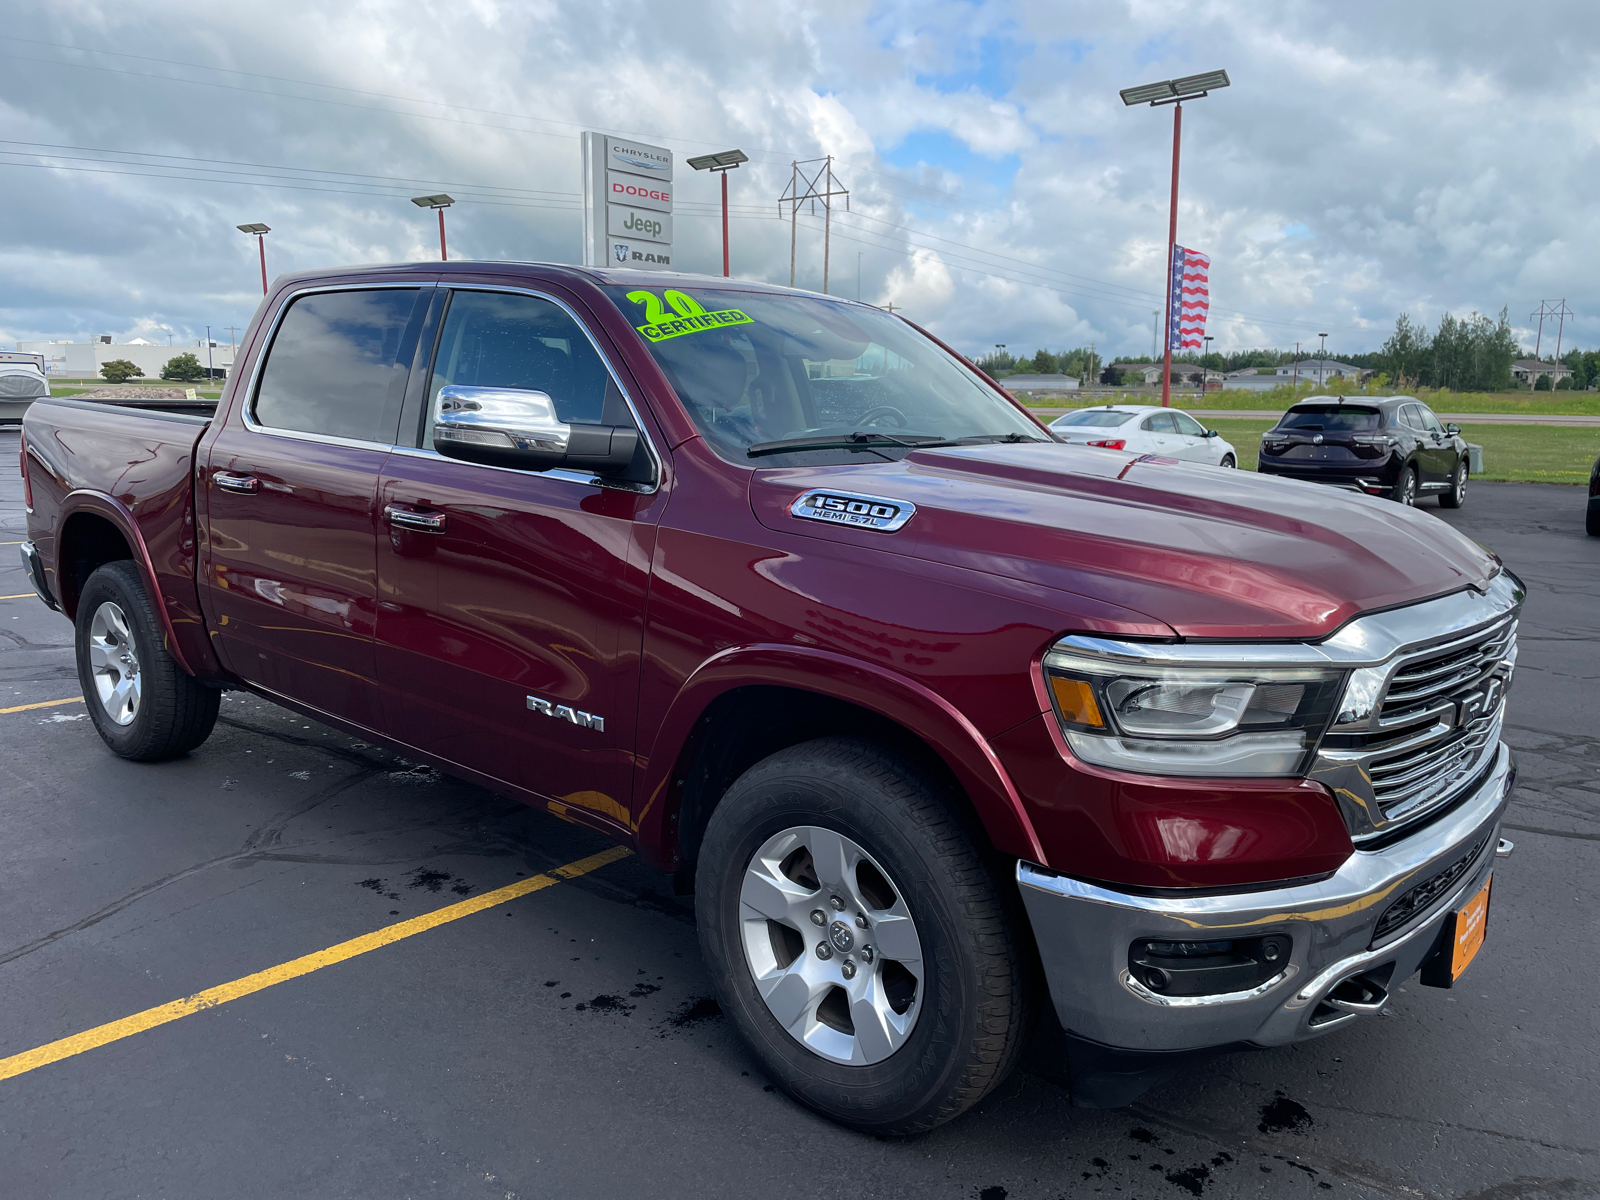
[
  {"left": 432, "top": 384, "right": 639, "bottom": 475},
  {"left": 1445, "top": 422, "right": 1461, "bottom": 436}
]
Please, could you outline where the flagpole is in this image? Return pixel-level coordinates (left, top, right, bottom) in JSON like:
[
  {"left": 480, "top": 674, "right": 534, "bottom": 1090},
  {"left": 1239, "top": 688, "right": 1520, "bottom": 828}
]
[{"left": 1161, "top": 100, "right": 1182, "bottom": 409}]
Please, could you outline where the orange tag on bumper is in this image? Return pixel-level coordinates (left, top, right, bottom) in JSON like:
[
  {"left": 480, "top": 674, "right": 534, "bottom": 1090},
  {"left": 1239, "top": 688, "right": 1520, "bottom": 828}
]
[{"left": 1450, "top": 876, "right": 1492, "bottom": 980}]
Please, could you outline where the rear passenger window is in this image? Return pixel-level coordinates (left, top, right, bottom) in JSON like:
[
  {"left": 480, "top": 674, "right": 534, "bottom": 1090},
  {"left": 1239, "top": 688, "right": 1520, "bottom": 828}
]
[
  {"left": 254, "top": 289, "right": 420, "bottom": 443},
  {"left": 1143, "top": 412, "right": 1178, "bottom": 433},
  {"left": 428, "top": 290, "right": 614, "bottom": 426}
]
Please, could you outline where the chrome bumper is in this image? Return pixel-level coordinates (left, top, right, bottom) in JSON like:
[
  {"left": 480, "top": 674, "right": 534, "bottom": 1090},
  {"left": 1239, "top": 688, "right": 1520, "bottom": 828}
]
[
  {"left": 19, "top": 541, "right": 59, "bottom": 611},
  {"left": 1017, "top": 742, "right": 1514, "bottom": 1053}
]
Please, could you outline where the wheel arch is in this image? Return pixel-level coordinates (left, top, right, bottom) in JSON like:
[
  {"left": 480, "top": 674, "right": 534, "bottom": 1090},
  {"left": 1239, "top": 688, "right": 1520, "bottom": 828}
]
[
  {"left": 632, "top": 645, "right": 1047, "bottom": 879},
  {"left": 56, "top": 492, "right": 198, "bottom": 676}
]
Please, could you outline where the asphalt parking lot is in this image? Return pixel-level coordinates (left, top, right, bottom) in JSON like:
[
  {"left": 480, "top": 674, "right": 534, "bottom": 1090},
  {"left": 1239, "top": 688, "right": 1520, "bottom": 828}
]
[{"left": 2, "top": 426, "right": 1596, "bottom": 1200}]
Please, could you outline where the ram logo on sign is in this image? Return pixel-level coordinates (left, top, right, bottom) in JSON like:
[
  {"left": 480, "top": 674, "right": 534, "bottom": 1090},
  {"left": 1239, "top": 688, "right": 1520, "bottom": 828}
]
[
  {"left": 583, "top": 131, "right": 674, "bottom": 270},
  {"left": 790, "top": 490, "right": 916, "bottom": 532}
]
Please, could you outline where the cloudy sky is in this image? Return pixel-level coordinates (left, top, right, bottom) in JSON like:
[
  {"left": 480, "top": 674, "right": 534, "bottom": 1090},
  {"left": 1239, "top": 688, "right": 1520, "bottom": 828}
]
[{"left": 2, "top": 0, "right": 1595, "bottom": 362}]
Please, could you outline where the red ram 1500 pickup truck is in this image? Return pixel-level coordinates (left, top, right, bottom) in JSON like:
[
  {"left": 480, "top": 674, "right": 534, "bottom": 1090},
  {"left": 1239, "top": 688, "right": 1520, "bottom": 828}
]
[{"left": 19, "top": 263, "right": 1520, "bottom": 1132}]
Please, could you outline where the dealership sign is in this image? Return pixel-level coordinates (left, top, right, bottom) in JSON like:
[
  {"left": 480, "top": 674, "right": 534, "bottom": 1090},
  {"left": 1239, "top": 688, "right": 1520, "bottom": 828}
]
[{"left": 583, "top": 133, "right": 673, "bottom": 271}]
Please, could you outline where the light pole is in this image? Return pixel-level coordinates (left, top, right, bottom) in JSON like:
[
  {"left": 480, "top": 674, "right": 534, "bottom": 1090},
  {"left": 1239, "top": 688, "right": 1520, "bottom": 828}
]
[
  {"left": 687, "top": 149, "right": 748, "bottom": 277},
  {"left": 237, "top": 223, "right": 270, "bottom": 295},
  {"left": 1120, "top": 69, "right": 1230, "bottom": 408},
  {"left": 205, "top": 325, "right": 214, "bottom": 380},
  {"left": 1203, "top": 335, "right": 1214, "bottom": 390},
  {"left": 1318, "top": 332, "right": 1328, "bottom": 388},
  {"left": 1152, "top": 310, "right": 1160, "bottom": 360},
  {"left": 411, "top": 194, "right": 455, "bottom": 260}
]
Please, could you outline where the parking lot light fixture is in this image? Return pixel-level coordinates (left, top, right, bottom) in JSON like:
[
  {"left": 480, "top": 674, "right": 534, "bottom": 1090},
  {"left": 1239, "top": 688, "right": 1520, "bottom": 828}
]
[
  {"left": 688, "top": 150, "right": 749, "bottom": 277},
  {"left": 237, "top": 223, "right": 271, "bottom": 295},
  {"left": 411, "top": 194, "right": 455, "bottom": 260},
  {"left": 1120, "top": 68, "right": 1230, "bottom": 408}
]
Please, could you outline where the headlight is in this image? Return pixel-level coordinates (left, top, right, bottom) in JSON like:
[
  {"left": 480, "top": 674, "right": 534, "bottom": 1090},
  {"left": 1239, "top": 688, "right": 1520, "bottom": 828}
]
[{"left": 1044, "top": 643, "right": 1343, "bottom": 777}]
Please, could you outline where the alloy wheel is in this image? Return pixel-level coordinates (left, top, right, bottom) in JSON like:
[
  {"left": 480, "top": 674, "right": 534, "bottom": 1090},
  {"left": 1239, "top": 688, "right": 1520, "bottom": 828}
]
[
  {"left": 1454, "top": 465, "right": 1467, "bottom": 505},
  {"left": 88, "top": 601, "right": 141, "bottom": 725},
  {"left": 738, "top": 825, "right": 923, "bottom": 1065},
  {"left": 1398, "top": 470, "right": 1417, "bottom": 506}
]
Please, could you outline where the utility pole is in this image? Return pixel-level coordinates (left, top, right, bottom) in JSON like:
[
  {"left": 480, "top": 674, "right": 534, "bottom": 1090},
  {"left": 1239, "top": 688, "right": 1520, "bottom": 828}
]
[
  {"left": 1088, "top": 341, "right": 1097, "bottom": 388},
  {"left": 1318, "top": 333, "right": 1328, "bottom": 388},
  {"left": 205, "top": 325, "right": 214, "bottom": 379},
  {"left": 1533, "top": 299, "right": 1572, "bottom": 364},
  {"left": 778, "top": 158, "right": 850, "bottom": 292},
  {"left": 1293, "top": 341, "right": 1300, "bottom": 389},
  {"left": 1152, "top": 311, "right": 1159, "bottom": 360},
  {"left": 1552, "top": 299, "right": 1572, "bottom": 365}
]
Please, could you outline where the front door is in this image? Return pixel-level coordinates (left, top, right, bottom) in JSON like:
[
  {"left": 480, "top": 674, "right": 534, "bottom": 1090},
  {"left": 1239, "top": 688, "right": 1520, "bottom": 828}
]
[
  {"left": 201, "top": 285, "right": 427, "bottom": 729},
  {"left": 1169, "top": 410, "right": 1215, "bottom": 463},
  {"left": 374, "top": 286, "right": 661, "bottom": 828}
]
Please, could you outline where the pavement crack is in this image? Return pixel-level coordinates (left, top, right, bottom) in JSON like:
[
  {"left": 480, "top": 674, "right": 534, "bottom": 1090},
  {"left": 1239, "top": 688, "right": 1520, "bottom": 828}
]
[{"left": 0, "top": 768, "right": 378, "bottom": 968}]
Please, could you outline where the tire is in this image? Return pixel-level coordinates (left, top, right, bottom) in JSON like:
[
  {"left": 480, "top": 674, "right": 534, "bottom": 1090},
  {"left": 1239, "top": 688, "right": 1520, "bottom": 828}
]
[
  {"left": 1438, "top": 459, "right": 1468, "bottom": 509},
  {"left": 1219, "top": 453, "right": 1236, "bottom": 469},
  {"left": 1587, "top": 499, "right": 1600, "bottom": 537},
  {"left": 696, "top": 737, "right": 1031, "bottom": 1135},
  {"left": 75, "top": 561, "right": 220, "bottom": 761},
  {"left": 1393, "top": 466, "right": 1418, "bottom": 506}
]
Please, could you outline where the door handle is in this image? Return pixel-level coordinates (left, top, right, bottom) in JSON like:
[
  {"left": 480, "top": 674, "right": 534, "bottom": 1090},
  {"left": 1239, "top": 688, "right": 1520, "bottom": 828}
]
[
  {"left": 384, "top": 504, "right": 447, "bottom": 533},
  {"left": 214, "top": 471, "right": 260, "bottom": 494}
]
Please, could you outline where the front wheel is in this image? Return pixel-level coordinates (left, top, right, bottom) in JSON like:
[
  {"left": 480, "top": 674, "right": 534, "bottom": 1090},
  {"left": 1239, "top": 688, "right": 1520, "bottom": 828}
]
[
  {"left": 1219, "top": 453, "right": 1236, "bottom": 469},
  {"left": 696, "top": 738, "right": 1031, "bottom": 1135},
  {"left": 75, "top": 561, "right": 220, "bottom": 760},
  {"left": 1438, "top": 459, "right": 1468, "bottom": 508}
]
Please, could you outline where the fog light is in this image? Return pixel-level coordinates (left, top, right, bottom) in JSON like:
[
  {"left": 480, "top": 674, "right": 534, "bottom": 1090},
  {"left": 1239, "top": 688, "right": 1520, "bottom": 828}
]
[{"left": 1129, "top": 934, "right": 1292, "bottom": 997}]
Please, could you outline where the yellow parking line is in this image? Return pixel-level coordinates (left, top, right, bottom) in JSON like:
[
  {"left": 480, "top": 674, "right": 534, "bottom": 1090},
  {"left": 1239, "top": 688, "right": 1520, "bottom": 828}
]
[
  {"left": 1, "top": 593, "right": 37, "bottom": 600},
  {"left": 0, "top": 541, "right": 23, "bottom": 546},
  {"left": 1, "top": 697, "right": 83, "bottom": 715},
  {"left": 0, "top": 844, "right": 633, "bottom": 1083}
]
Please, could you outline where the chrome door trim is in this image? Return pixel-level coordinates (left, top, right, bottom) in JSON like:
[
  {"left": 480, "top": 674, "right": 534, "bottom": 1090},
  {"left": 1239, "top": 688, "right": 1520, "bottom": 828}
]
[
  {"left": 238, "top": 281, "right": 436, "bottom": 452},
  {"left": 419, "top": 283, "right": 663, "bottom": 494}
]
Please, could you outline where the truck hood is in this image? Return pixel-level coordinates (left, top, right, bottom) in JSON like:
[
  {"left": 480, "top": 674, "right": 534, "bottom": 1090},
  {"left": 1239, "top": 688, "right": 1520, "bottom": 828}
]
[{"left": 750, "top": 442, "right": 1499, "bottom": 640}]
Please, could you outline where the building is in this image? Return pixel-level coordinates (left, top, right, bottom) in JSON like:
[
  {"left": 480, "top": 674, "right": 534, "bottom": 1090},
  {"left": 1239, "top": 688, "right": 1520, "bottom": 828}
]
[
  {"left": 16, "top": 338, "right": 236, "bottom": 379},
  {"left": 999, "top": 373, "right": 1080, "bottom": 394},
  {"left": 1274, "top": 359, "right": 1364, "bottom": 382},
  {"left": 1510, "top": 359, "right": 1572, "bottom": 388}
]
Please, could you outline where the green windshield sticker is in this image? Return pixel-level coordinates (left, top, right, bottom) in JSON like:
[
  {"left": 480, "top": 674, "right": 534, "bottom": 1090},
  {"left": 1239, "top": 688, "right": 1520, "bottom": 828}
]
[{"left": 627, "top": 288, "right": 753, "bottom": 343}]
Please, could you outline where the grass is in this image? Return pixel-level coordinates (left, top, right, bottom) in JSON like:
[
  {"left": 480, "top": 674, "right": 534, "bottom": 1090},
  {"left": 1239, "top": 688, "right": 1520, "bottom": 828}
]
[
  {"left": 1202, "top": 418, "right": 1598, "bottom": 483},
  {"left": 1023, "top": 387, "right": 1600, "bottom": 416},
  {"left": 49, "top": 383, "right": 223, "bottom": 398}
]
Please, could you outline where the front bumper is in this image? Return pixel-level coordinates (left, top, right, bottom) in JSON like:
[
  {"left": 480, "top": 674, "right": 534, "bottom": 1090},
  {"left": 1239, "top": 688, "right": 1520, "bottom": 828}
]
[
  {"left": 1018, "top": 741, "right": 1514, "bottom": 1054},
  {"left": 19, "top": 541, "right": 59, "bottom": 611}
]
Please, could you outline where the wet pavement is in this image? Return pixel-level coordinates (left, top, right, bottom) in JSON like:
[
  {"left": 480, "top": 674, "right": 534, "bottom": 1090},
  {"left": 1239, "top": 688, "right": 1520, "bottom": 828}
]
[{"left": 1, "top": 428, "right": 1595, "bottom": 1200}]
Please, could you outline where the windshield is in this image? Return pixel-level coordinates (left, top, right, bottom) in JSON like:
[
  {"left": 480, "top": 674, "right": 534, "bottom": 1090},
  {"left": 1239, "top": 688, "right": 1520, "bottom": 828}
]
[
  {"left": 604, "top": 284, "right": 1042, "bottom": 464},
  {"left": 1053, "top": 409, "right": 1132, "bottom": 428},
  {"left": 1279, "top": 405, "right": 1381, "bottom": 433}
]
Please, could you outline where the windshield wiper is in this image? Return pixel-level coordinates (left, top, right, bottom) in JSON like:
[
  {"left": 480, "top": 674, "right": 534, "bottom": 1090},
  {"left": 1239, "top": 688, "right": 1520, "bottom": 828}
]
[{"left": 746, "top": 430, "right": 1046, "bottom": 458}]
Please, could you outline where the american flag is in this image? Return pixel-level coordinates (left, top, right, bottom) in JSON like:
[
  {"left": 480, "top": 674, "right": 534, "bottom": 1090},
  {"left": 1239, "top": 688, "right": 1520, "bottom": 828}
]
[{"left": 1168, "top": 245, "right": 1211, "bottom": 350}]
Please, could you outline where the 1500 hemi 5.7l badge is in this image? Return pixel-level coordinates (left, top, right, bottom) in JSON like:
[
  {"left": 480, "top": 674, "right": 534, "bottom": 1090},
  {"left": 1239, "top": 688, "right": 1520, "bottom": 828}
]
[{"left": 790, "top": 489, "right": 916, "bottom": 532}]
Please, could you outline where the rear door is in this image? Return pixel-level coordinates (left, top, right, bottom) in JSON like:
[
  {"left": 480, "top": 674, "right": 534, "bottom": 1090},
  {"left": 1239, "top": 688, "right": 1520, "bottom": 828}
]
[
  {"left": 1415, "top": 405, "right": 1455, "bottom": 482},
  {"left": 201, "top": 285, "right": 428, "bottom": 728},
  {"left": 373, "top": 284, "right": 662, "bottom": 827},
  {"left": 1140, "top": 410, "right": 1179, "bottom": 454}
]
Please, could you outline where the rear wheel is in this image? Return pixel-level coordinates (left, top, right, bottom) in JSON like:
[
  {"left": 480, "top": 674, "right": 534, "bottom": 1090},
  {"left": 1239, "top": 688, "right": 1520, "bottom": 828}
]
[
  {"left": 696, "top": 738, "right": 1031, "bottom": 1135},
  {"left": 1439, "top": 459, "right": 1468, "bottom": 509},
  {"left": 1393, "top": 466, "right": 1418, "bottom": 506},
  {"left": 75, "top": 561, "right": 219, "bottom": 761}
]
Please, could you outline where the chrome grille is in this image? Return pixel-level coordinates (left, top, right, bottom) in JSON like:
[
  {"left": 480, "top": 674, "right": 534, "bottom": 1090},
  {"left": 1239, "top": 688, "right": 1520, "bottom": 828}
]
[
  {"left": 1379, "top": 615, "right": 1516, "bottom": 729},
  {"left": 1311, "top": 586, "right": 1521, "bottom": 845},
  {"left": 1366, "top": 709, "right": 1502, "bottom": 825}
]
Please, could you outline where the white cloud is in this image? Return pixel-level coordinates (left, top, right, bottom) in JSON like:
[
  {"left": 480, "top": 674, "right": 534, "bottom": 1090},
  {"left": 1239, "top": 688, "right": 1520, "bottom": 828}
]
[{"left": 0, "top": 0, "right": 1596, "bottom": 359}]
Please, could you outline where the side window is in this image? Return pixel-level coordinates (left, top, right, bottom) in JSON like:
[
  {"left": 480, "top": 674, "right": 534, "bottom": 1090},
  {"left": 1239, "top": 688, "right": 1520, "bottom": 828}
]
[
  {"left": 1143, "top": 412, "right": 1178, "bottom": 433},
  {"left": 428, "top": 290, "right": 615, "bottom": 427},
  {"left": 254, "top": 289, "right": 420, "bottom": 443},
  {"left": 1172, "top": 411, "right": 1206, "bottom": 436},
  {"left": 1419, "top": 407, "right": 1446, "bottom": 435},
  {"left": 1400, "top": 404, "right": 1425, "bottom": 431}
]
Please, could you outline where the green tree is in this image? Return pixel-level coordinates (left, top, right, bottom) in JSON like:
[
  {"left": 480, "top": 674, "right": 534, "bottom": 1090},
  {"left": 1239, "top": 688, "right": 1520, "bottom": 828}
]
[
  {"left": 160, "top": 352, "right": 207, "bottom": 382},
  {"left": 1534, "top": 373, "right": 1553, "bottom": 391},
  {"left": 1380, "top": 313, "right": 1430, "bottom": 388},
  {"left": 1030, "top": 348, "right": 1057, "bottom": 374},
  {"left": 975, "top": 348, "right": 1017, "bottom": 375},
  {"left": 99, "top": 359, "right": 143, "bottom": 383}
]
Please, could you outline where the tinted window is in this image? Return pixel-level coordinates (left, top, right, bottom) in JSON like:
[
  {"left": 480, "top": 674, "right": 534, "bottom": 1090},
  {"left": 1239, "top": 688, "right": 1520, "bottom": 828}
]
[
  {"left": 254, "top": 289, "right": 419, "bottom": 442},
  {"left": 1418, "top": 407, "right": 1446, "bottom": 435},
  {"left": 1400, "top": 403, "right": 1427, "bottom": 430},
  {"left": 429, "top": 290, "right": 613, "bottom": 425},
  {"left": 1142, "top": 412, "right": 1178, "bottom": 433},
  {"left": 1053, "top": 409, "right": 1132, "bottom": 428},
  {"left": 1172, "top": 411, "right": 1207, "bottom": 436},
  {"left": 1279, "top": 406, "right": 1381, "bottom": 432}
]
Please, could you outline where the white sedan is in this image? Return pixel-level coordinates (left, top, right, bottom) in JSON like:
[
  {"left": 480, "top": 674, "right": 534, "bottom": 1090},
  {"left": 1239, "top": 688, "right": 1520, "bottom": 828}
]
[{"left": 1048, "top": 405, "right": 1238, "bottom": 467}]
